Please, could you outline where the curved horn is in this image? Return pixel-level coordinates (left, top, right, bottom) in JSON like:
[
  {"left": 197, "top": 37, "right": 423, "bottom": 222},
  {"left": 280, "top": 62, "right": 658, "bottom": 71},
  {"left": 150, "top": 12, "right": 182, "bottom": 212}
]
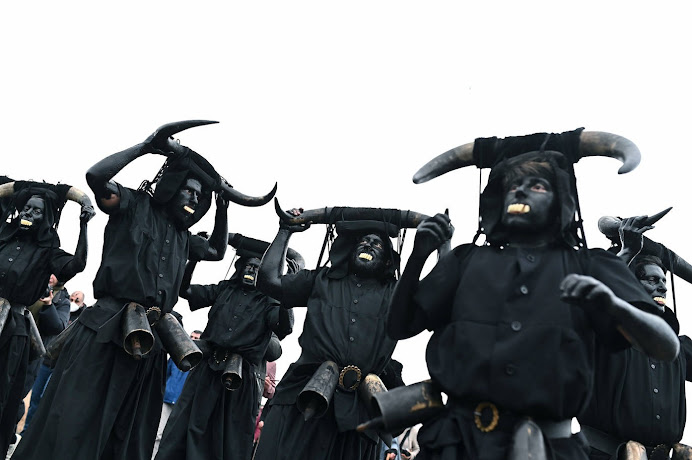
[
  {"left": 579, "top": 131, "right": 641, "bottom": 174},
  {"left": 146, "top": 120, "right": 219, "bottom": 154},
  {"left": 0, "top": 182, "right": 15, "bottom": 198},
  {"left": 220, "top": 181, "right": 277, "bottom": 207},
  {"left": 413, "top": 142, "right": 474, "bottom": 184},
  {"left": 597, "top": 207, "right": 673, "bottom": 239},
  {"left": 274, "top": 198, "right": 430, "bottom": 229}
]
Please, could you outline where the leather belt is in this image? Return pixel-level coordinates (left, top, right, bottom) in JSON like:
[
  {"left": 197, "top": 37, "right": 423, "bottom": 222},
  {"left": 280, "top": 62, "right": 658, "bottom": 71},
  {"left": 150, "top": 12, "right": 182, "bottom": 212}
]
[
  {"left": 465, "top": 400, "right": 573, "bottom": 439},
  {"left": 581, "top": 425, "right": 671, "bottom": 458}
]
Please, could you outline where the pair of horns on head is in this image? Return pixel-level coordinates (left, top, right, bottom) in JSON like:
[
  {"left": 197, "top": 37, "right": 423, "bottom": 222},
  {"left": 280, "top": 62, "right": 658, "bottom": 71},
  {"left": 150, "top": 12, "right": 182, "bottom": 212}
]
[{"left": 413, "top": 131, "right": 641, "bottom": 184}]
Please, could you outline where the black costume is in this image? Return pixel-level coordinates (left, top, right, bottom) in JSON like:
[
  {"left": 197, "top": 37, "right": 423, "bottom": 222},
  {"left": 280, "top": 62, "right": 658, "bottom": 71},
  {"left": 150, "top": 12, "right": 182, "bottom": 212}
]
[
  {"left": 411, "top": 244, "right": 654, "bottom": 460},
  {"left": 14, "top": 186, "right": 205, "bottom": 460},
  {"left": 0, "top": 183, "right": 86, "bottom": 457},
  {"left": 581, "top": 334, "right": 692, "bottom": 459},
  {"left": 388, "top": 130, "right": 669, "bottom": 460},
  {"left": 155, "top": 260, "right": 288, "bottom": 460},
  {"left": 255, "top": 228, "right": 398, "bottom": 460}
]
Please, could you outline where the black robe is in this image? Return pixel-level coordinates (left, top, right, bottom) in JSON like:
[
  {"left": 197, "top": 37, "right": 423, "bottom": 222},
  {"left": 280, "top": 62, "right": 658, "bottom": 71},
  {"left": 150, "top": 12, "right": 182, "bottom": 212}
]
[
  {"left": 0, "top": 235, "right": 72, "bottom": 457},
  {"left": 14, "top": 186, "right": 197, "bottom": 460},
  {"left": 254, "top": 268, "right": 397, "bottom": 460},
  {"left": 155, "top": 282, "right": 283, "bottom": 460},
  {"left": 399, "top": 244, "right": 658, "bottom": 460}
]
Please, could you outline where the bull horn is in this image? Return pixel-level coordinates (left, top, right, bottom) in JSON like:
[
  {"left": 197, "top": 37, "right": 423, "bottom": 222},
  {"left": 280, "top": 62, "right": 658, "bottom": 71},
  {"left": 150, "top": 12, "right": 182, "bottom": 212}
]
[
  {"left": 578, "top": 131, "right": 641, "bottom": 174},
  {"left": 0, "top": 182, "right": 15, "bottom": 198},
  {"left": 273, "top": 198, "right": 431, "bottom": 229},
  {"left": 220, "top": 181, "right": 277, "bottom": 207},
  {"left": 413, "top": 142, "right": 474, "bottom": 184},
  {"left": 145, "top": 120, "right": 219, "bottom": 154},
  {"left": 597, "top": 207, "right": 673, "bottom": 239},
  {"left": 413, "top": 130, "right": 641, "bottom": 184},
  {"left": 0, "top": 183, "right": 95, "bottom": 221}
]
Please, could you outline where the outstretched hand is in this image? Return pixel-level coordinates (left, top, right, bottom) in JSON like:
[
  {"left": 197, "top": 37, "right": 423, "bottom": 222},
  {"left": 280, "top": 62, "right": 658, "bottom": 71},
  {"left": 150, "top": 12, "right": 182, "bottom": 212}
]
[
  {"left": 560, "top": 274, "right": 616, "bottom": 314},
  {"left": 413, "top": 212, "right": 454, "bottom": 257}
]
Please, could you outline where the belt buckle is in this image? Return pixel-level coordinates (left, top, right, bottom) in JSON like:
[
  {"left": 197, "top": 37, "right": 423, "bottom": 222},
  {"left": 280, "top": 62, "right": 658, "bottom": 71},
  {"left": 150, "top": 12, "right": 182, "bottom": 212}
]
[
  {"left": 474, "top": 402, "right": 499, "bottom": 432},
  {"left": 338, "top": 364, "right": 362, "bottom": 390}
]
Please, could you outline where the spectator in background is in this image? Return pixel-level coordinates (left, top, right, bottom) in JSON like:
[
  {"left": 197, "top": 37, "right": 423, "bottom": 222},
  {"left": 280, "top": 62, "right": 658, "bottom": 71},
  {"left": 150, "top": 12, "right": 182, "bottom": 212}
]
[
  {"left": 397, "top": 424, "right": 420, "bottom": 460},
  {"left": 19, "top": 274, "right": 70, "bottom": 434},
  {"left": 151, "top": 329, "right": 201, "bottom": 459},
  {"left": 68, "top": 291, "right": 86, "bottom": 324}
]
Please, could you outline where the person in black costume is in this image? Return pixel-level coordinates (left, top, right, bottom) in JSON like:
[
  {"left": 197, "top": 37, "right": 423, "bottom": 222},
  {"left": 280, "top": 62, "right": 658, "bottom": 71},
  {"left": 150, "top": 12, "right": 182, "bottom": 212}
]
[
  {"left": 580, "top": 212, "right": 692, "bottom": 460},
  {"left": 154, "top": 235, "right": 294, "bottom": 460},
  {"left": 387, "top": 129, "right": 680, "bottom": 460},
  {"left": 14, "top": 121, "right": 276, "bottom": 460},
  {"left": 253, "top": 215, "right": 403, "bottom": 460},
  {"left": 0, "top": 180, "right": 93, "bottom": 458}
]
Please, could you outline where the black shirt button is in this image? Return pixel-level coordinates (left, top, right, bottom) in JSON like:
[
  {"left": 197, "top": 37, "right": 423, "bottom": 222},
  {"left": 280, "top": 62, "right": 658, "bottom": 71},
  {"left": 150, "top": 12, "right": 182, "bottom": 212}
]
[
  {"left": 158, "top": 290, "right": 162, "bottom": 295},
  {"left": 526, "top": 254, "right": 535, "bottom": 262},
  {"left": 356, "top": 283, "right": 362, "bottom": 288},
  {"left": 505, "top": 364, "right": 516, "bottom": 375},
  {"left": 158, "top": 273, "right": 163, "bottom": 278},
  {"left": 656, "top": 414, "right": 661, "bottom": 420},
  {"left": 651, "top": 363, "right": 656, "bottom": 369},
  {"left": 8, "top": 258, "right": 13, "bottom": 262},
  {"left": 228, "top": 328, "right": 233, "bottom": 332},
  {"left": 511, "top": 321, "right": 522, "bottom": 331},
  {"left": 519, "top": 285, "right": 529, "bottom": 295},
  {"left": 349, "top": 337, "right": 354, "bottom": 342},
  {"left": 233, "top": 315, "right": 238, "bottom": 319},
  {"left": 16, "top": 246, "right": 20, "bottom": 250},
  {"left": 351, "top": 318, "right": 356, "bottom": 323},
  {"left": 353, "top": 299, "right": 359, "bottom": 304},
  {"left": 161, "top": 256, "right": 166, "bottom": 261},
  {"left": 165, "top": 239, "right": 170, "bottom": 244},
  {"left": 653, "top": 388, "right": 659, "bottom": 394}
]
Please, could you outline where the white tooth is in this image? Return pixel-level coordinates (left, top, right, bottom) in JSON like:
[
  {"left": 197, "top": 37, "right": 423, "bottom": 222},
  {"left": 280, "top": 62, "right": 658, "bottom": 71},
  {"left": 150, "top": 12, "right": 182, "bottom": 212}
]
[
  {"left": 244, "top": 275, "right": 255, "bottom": 281},
  {"left": 183, "top": 206, "right": 195, "bottom": 214},
  {"left": 20, "top": 219, "right": 32, "bottom": 226},
  {"left": 654, "top": 296, "right": 666, "bottom": 305},
  {"left": 358, "top": 253, "right": 373, "bottom": 261}
]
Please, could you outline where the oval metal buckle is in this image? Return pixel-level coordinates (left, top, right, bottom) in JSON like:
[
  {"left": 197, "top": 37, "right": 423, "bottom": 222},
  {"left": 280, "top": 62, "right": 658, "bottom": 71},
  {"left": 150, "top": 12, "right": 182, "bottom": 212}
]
[
  {"left": 473, "top": 402, "right": 499, "bottom": 432},
  {"left": 338, "top": 364, "right": 362, "bottom": 390}
]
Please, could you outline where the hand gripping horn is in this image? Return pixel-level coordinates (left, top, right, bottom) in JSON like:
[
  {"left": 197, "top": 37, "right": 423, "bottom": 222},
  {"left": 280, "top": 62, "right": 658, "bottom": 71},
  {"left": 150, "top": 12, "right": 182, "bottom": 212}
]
[
  {"left": 146, "top": 120, "right": 277, "bottom": 207},
  {"left": 413, "top": 130, "right": 642, "bottom": 184},
  {"left": 273, "top": 198, "right": 430, "bottom": 229},
  {"left": 598, "top": 208, "right": 692, "bottom": 284}
]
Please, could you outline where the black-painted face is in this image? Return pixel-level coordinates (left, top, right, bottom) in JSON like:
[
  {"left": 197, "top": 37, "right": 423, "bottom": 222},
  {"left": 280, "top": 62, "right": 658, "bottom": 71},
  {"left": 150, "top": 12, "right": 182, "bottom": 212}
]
[
  {"left": 241, "top": 257, "right": 261, "bottom": 287},
  {"left": 501, "top": 175, "right": 556, "bottom": 232},
  {"left": 350, "top": 233, "right": 388, "bottom": 277},
  {"left": 638, "top": 264, "right": 667, "bottom": 306},
  {"left": 167, "top": 178, "right": 203, "bottom": 228},
  {"left": 19, "top": 195, "right": 45, "bottom": 233}
]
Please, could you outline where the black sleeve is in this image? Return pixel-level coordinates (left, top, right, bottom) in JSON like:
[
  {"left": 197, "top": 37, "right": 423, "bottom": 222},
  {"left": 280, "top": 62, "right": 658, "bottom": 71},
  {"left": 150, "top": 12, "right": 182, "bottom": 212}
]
[
  {"left": 413, "top": 246, "right": 468, "bottom": 331},
  {"left": 586, "top": 249, "right": 660, "bottom": 350},
  {"left": 280, "top": 269, "right": 318, "bottom": 308},
  {"left": 186, "top": 282, "right": 223, "bottom": 311}
]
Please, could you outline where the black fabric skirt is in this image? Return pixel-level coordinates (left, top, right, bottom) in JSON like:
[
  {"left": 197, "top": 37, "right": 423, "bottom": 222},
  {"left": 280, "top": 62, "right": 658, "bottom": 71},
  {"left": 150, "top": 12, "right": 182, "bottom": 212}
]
[
  {"left": 253, "top": 402, "right": 378, "bottom": 460},
  {"left": 155, "top": 359, "right": 260, "bottom": 460},
  {"left": 0, "top": 326, "right": 29, "bottom": 458},
  {"left": 12, "top": 316, "right": 166, "bottom": 460}
]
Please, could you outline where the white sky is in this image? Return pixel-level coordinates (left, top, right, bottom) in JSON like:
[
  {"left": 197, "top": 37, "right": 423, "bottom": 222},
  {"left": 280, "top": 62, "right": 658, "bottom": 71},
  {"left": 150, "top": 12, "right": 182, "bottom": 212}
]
[{"left": 2, "top": 0, "right": 692, "bottom": 443}]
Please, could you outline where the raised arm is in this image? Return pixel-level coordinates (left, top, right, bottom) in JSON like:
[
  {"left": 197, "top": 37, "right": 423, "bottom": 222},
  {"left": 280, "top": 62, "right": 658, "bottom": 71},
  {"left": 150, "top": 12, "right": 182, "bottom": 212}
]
[
  {"left": 201, "top": 195, "right": 229, "bottom": 261},
  {"left": 388, "top": 213, "right": 453, "bottom": 340},
  {"left": 57, "top": 206, "right": 92, "bottom": 281},
  {"left": 561, "top": 274, "right": 680, "bottom": 361},
  {"left": 257, "top": 227, "right": 293, "bottom": 301},
  {"left": 616, "top": 216, "right": 653, "bottom": 266}
]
